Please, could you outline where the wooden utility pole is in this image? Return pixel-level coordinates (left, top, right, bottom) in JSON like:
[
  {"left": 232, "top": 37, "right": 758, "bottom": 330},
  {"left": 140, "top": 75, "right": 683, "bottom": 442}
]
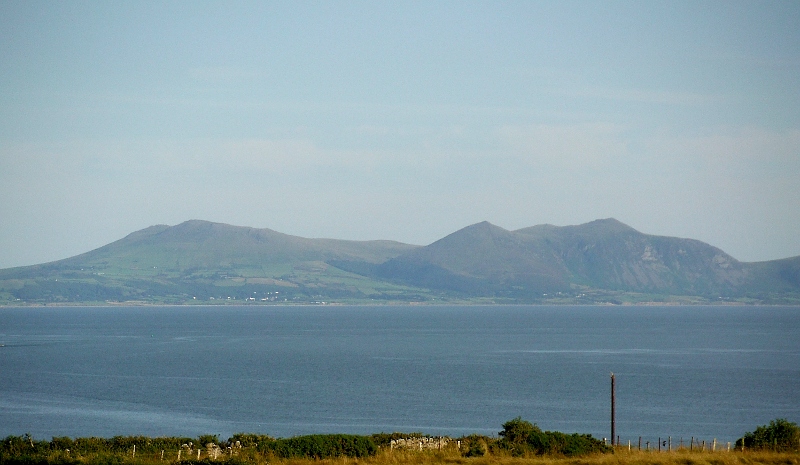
[{"left": 611, "top": 373, "right": 616, "bottom": 446}]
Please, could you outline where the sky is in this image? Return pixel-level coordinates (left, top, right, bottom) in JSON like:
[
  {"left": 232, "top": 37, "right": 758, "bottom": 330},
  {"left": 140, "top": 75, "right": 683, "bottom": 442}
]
[{"left": 1, "top": 1, "right": 799, "bottom": 268}]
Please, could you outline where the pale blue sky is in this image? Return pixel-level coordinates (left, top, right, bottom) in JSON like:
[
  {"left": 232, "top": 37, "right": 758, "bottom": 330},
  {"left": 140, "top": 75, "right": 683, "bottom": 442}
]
[{"left": 1, "top": 1, "right": 799, "bottom": 268}]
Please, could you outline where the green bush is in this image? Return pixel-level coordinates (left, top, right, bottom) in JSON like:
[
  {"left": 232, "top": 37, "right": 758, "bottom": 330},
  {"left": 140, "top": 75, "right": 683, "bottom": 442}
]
[
  {"left": 465, "top": 442, "right": 486, "bottom": 457},
  {"left": 197, "top": 435, "right": 220, "bottom": 447},
  {"left": 49, "top": 437, "right": 74, "bottom": 452},
  {"left": 461, "top": 435, "right": 488, "bottom": 457},
  {"left": 0, "top": 457, "right": 78, "bottom": 465},
  {"left": 266, "top": 434, "right": 377, "bottom": 458},
  {"left": 1, "top": 435, "right": 51, "bottom": 457},
  {"left": 46, "top": 435, "right": 193, "bottom": 455},
  {"left": 82, "top": 453, "right": 124, "bottom": 465},
  {"left": 737, "top": 418, "right": 800, "bottom": 451},
  {"left": 70, "top": 437, "right": 108, "bottom": 454},
  {"left": 228, "top": 433, "right": 274, "bottom": 449},
  {"left": 497, "top": 417, "right": 609, "bottom": 456}
]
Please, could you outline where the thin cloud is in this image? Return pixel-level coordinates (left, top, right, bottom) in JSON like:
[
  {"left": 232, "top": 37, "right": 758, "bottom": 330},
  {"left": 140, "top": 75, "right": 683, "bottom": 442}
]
[
  {"left": 187, "top": 66, "right": 259, "bottom": 82},
  {"left": 648, "top": 127, "right": 800, "bottom": 179},
  {"left": 560, "top": 85, "right": 720, "bottom": 106},
  {"left": 496, "top": 123, "right": 630, "bottom": 169}
]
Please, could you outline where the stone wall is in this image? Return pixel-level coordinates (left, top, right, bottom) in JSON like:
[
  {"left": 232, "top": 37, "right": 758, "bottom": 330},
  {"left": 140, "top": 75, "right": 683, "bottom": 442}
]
[{"left": 390, "top": 437, "right": 451, "bottom": 450}]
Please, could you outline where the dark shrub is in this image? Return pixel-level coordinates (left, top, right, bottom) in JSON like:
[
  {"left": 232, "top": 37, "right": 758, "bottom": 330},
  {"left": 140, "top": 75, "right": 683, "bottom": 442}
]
[
  {"left": 497, "top": 417, "right": 542, "bottom": 456},
  {"left": 70, "top": 437, "right": 107, "bottom": 454},
  {"left": 497, "top": 417, "right": 609, "bottom": 456},
  {"left": 459, "top": 434, "right": 491, "bottom": 457},
  {"left": 197, "top": 435, "right": 219, "bottom": 447},
  {"left": 228, "top": 433, "right": 274, "bottom": 449},
  {"left": 49, "top": 437, "right": 74, "bottom": 451},
  {"left": 267, "top": 434, "right": 377, "bottom": 458},
  {"left": 737, "top": 419, "right": 800, "bottom": 451},
  {"left": 464, "top": 440, "right": 487, "bottom": 457},
  {"left": 0, "top": 458, "right": 63, "bottom": 465},
  {"left": 87, "top": 453, "right": 124, "bottom": 465}
]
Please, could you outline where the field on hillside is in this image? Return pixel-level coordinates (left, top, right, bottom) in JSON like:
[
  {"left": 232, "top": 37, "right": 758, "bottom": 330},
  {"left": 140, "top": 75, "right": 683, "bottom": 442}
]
[
  {"left": 2, "top": 443, "right": 797, "bottom": 465},
  {"left": 290, "top": 449, "right": 792, "bottom": 465},
  {"left": 3, "top": 433, "right": 797, "bottom": 465}
]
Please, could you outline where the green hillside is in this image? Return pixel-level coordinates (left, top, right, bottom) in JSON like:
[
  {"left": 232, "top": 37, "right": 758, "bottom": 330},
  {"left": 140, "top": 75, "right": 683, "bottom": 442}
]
[
  {"left": 515, "top": 219, "right": 749, "bottom": 295},
  {"left": 1, "top": 219, "right": 799, "bottom": 305},
  {"left": 362, "top": 219, "right": 800, "bottom": 303},
  {"left": 372, "top": 221, "right": 571, "bottom": 298},
  {"left": 0, "top": 220, "right": 431, "bottom": 304}
]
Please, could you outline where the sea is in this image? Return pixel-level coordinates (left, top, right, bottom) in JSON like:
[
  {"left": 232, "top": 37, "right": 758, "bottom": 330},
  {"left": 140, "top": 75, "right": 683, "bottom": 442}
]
[{"left": 0, "top": 305, "right": 798, "bottom": 446}]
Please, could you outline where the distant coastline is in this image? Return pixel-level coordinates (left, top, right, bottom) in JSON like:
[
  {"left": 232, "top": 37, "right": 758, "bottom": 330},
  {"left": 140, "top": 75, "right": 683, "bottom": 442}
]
[{"left": 2, "top": 219, "right": 799, "bottom": 306}]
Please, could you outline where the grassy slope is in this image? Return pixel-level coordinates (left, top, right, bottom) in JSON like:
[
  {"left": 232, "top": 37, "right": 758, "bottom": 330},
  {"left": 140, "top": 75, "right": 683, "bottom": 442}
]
[
  {"left": 0, "top": 221, "right": 436, "bottom": 304},
  {"left": 2, "top": 219, "right": 799, "bottom": 305},
  {"left": 2, "top": 441, "right": 796, "bottom": 465},
  {"left": 374, "top": 222, "right": 571, "bottom": 296},
  {"left": 373, "top": 218, "right": 800, "bottom": 302}
]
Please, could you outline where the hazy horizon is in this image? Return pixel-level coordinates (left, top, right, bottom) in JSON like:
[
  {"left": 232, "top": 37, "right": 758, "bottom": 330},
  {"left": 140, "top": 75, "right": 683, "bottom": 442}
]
[{"left": 2, "top": 1, "right": 799, "bottom": 268}]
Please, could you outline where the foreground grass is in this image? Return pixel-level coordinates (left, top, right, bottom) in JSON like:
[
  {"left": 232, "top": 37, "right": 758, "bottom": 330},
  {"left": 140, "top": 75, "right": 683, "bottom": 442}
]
[
  {"left": 373, "top": 449, "right": 795, "bottom": 465},
  {"left": 234, "top": 448, "right": 798, "bottom": 465},
  {"left": 5, "top": 420, "right": 798, "bottom": 465},
  {"left": 3, "top": 445, "right": 797, "bottom": 465}
]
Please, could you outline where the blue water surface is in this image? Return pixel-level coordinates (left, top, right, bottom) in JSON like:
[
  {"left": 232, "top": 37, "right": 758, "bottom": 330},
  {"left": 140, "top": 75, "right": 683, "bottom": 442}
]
[{"left": 0, "top": 305, "right": 797, "bottom": 444}]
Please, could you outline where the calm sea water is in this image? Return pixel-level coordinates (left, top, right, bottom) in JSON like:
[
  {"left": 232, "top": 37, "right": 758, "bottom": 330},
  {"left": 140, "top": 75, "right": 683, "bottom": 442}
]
[{"left": 0, "top": 305, "right": 798, "bottom": 445}]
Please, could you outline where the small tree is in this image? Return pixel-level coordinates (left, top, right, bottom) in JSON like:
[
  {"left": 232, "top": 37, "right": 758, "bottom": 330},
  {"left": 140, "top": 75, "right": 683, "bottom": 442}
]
[
  {"left": 497, "top": 417, "right": 609, "bottom": 456},
  {"left": 460, "top": 435, "right": 489, "bottom": 457},
  {"left": 737, "top": 419, "right": 800, "bottom": 451},
  {"left": 499, "top": 417, "right": 538, "bottom": 444},
  {"left": 498, "top": 417, "right": 541, "bottom": 456}
]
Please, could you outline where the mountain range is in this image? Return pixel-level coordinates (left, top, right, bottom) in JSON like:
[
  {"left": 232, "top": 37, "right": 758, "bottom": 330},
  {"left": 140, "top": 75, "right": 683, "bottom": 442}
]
[{"left": 1, "top": 219, "right": 798, "bottom": 305}]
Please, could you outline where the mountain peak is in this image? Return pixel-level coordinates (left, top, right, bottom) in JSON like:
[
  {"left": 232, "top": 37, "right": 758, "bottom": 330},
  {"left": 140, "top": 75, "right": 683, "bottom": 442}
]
[
  {"left": 466, "top": 220, "right": 505, "bottom": 232},
  {"left": 568, "top": 218, "right": 638, "bottom": 235},
  {"left": 585, "top": 217, "right": 634, "bottom": 229},
  {"left": 177, "top": 219, "right": 214, "bottom": 226},
  {"left": 514, "top": 218, "right": 636, "bottom": 237},
  {"left": 437, "top": 221, "right": 511, "bottom": 243}
]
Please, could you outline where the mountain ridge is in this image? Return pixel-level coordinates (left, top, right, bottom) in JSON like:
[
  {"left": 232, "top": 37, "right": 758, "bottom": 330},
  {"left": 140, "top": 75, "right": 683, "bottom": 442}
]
[{"left": 1, "top": 219, "right": 798, "bottom": 305}]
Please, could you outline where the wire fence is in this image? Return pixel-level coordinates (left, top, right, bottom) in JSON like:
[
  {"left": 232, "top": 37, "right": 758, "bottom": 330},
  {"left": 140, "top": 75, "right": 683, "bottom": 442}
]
[{"left": 609, "top": 436, "right": 744, "bottom": 452}]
